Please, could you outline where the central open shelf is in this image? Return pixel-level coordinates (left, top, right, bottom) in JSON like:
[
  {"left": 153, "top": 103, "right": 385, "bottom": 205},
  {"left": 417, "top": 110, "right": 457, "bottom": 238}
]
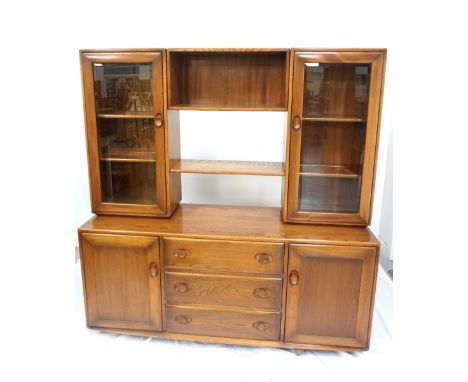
[
  {"left": 170, "top": 159, "right": 284, "bottom": 176},
  {"left": 168, "top": 50, "right": 289, "bottom": 110}
]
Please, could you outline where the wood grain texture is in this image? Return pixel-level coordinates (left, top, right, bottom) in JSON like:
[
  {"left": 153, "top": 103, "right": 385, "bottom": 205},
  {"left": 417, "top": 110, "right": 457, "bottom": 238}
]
[
  {"left": 165, "top": 271, "right": 282, "bottom": 310},
  {"left": 79, "top": 204, "right": 380, "bottom": 246},
  {"left": 285, "top": 244, "right": 377, "bottom": 347},
  {"left": 80, "top": 233, "right": 162, "bottom": 331},
  {"left": 166, "top": 305, "right": 281, "bottom": 341},
  {"left": 168, "top": 51, "right": 288, "bottom": 110},
  {"left": 162, "top": 49, "right": 182, "bottom": 217},
  {"left": 169, "top": 159, "right": 284, "bottom": 176},
  {"left": 163, "top": 237, "right": 284, "bottom": 275}
]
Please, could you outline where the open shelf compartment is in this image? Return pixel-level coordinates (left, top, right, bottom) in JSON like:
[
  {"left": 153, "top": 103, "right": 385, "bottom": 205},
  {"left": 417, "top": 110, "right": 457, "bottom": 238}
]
[{"left": 168, "top": 50, "right": 289, "bottom": 110}]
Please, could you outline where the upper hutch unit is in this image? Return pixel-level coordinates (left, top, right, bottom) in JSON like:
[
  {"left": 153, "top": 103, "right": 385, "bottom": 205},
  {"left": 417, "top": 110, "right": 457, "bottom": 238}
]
[{"left": 81, "top": 48, "right": 385, "bottom": 226}]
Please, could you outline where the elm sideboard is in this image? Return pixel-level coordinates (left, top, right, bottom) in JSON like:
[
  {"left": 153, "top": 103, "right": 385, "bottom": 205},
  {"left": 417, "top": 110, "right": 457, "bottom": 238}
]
[{"left": 78, "top": 48, "right": 386, "bottom": 351}]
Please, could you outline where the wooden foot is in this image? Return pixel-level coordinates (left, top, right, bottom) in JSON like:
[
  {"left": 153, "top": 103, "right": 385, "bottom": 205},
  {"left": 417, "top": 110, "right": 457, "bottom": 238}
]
[{"left": 289, "top": 348, "right": 305, "bottom": 356}]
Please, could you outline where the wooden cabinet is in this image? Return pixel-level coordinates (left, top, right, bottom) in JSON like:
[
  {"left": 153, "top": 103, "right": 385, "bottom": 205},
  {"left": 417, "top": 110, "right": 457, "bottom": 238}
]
[
  {"left": 80, "top": 51, "right": 170, "bottom": 217},
  {"left": 79, "top": 233, "right": 162, "bottom": 331},
  {"left": 285, "top": 244, "right": 378, "bottom": 348},
  {"left": 285, "top": 50, "right": 386, "bottom": 225},
  {"left": 78, "top": 48, "right": 386, "bottom": 352},
  {"left": 78, "top": 205, "right": 380, "bottom": 351}
]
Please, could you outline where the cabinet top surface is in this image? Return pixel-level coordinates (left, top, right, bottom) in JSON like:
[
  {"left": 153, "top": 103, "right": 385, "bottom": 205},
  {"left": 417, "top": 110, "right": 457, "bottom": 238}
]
[
  {"left": 79, "top": 48, "right": 386, "bottom": 53},
  {"left": 79, "top": 204, "right": 379, "bottom": 247}
]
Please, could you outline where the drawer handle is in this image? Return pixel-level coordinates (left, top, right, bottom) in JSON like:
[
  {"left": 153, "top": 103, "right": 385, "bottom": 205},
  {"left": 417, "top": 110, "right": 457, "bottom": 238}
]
[
  {"left": 255, "top": 253, "right": 272, "bottom": 264},
  {"left": 174, "top": 315, "right": 192, "bottom": 325},
  {"left": 174, "top": 249, "right": 190, "bottom": 259},
  {"left": 252, "top": 321, "right": 270, "bottom": 332},
  {"left": 174, "top": 282, "right": 189, "bottom": 293},
  {"left": 289, "top": 270, "right": 299, "bottom": 286},
  {"left": 149, "top": 262, "right": 159, "bottom": 278},
  {"left": 253, "top": 288, "right": 271, "bottom": 299}
]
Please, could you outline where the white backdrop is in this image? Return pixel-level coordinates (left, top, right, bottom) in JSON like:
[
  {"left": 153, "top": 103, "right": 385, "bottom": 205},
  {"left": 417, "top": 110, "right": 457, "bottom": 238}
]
[{"left": 4, "top": 1, "right": 468, "bottom": 381}]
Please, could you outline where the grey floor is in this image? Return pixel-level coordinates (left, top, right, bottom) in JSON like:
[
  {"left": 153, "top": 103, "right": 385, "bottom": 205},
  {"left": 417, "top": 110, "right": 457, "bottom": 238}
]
[{"left": 379, "top": 255, "right": 393, "bottom": 279}]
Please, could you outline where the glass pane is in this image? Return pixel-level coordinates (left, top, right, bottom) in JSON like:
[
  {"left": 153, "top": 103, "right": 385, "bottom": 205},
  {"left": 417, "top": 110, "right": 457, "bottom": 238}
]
[
  {"left": 100, "top": 162, "right": 156, "bottom": 204},
  {"left": 303, "top": 63, "right": 370, "bottom": 119},
  {"left": 93, "top": 63, "right": 153, "bottom": 115},
  {"left": 98, "top": 118, "right": 154, "bottom": 161},
  {"left": 93, "top": 62, "right": 156, "bottom": 205},
  {"left": 298, "top": 121, "right": 365, "bottom": 213},
  {"left": 299, "top": 176, "right": 361, "bottom": 212}
]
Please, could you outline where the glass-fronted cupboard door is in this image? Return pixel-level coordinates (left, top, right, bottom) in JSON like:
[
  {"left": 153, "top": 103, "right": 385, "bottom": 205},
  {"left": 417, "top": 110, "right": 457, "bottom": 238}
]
[
  {"left": 81, "top": 51, "right": 167, "bottom": 216},
  {"left": 285, "top": 51, "right": 385, "bottom": 225}
]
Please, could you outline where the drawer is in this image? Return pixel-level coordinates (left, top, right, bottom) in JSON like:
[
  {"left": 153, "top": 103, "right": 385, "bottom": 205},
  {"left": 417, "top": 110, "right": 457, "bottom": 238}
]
[
  {"left": 163, "top": 238, "right": 284, "bottom": 275},
  {"left": 165, "top": 271, "right": 283, "bottom": 310},
  {"left": 166, "top": 306, "right": 281, "bottom": 341}
]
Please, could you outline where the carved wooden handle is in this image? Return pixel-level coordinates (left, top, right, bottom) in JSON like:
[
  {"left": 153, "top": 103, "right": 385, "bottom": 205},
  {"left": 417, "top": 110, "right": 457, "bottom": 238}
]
[
  {"left": 174, "top": 282, "right": 189, "bottom": 293},
  {"left": 255, "top": 253, "right": 272, "bottom": 264},
  {"left": 289, "top": 270, "right": 299, "bottom": 286},
  {"left": 174, "top": 315, "right": 192, "bottom": 325},
  {"left": 293, "top": 115, "right": 301, "bottom": 131},
  {"left": 252, "top": 321, "right": 270, "bottom": 332},
  {"left": 149, "top": 262, "right": 159, "bottom": 278},
  {"left": 253, "top": 288, "right": 271, "bottom": 299},
  {"left": 154, "top": 113, "right": 164, "bottom": 128},
  {"left": 174, "top": 249, "right": 190, "bottom": 259}
]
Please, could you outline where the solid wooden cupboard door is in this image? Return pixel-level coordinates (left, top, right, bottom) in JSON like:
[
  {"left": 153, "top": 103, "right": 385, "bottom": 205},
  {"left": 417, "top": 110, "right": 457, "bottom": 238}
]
[
  {"left": 285, "top": 50, "right": 385, "bottom": 225},
  {"left": 285, "top": 244, "right": 377, "bottom": 348},
  {"left": 80, "top": 51, "right": 167, "bottom": 217},
  {"left": 80, "top": 233, "right": 162, "bottom": 331}
]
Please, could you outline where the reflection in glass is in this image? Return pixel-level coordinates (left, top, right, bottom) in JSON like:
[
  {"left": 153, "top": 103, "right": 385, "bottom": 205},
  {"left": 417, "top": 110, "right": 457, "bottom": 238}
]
[
  {"left": 303, "top": 63, "right": 370, "bottom": 119},
  {"left": 98, "top": 118, "right": 154, "bottom": 161},
  {"left": 92, "top": 62, "right": 157, "bottom": 206},
  {"left": 93, "top": 63, "right": 153, "bottom": 115},
  {"left": 299, "top": 176, "right": 361, "bottom": 212}
]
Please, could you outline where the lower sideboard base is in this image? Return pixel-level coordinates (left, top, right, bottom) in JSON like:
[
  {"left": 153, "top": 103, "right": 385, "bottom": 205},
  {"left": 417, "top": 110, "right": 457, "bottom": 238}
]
[
  {"left": 79, "top": 206, "right": 380, "bottom": 353},
  {"left": 87, "top": 326, "right": 370, "bottom": 352}
]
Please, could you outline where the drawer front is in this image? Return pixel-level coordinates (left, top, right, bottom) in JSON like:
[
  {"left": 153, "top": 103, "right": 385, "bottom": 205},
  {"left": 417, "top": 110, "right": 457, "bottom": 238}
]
[
  {"left": 165, "top": 271, "right": 283, "bottom": 310},
  {"left": 166, "top": 306, "right": 281, "bottom": 341},
  {"left": 163, "top": 238, "right": 284, "bottom": 275}
]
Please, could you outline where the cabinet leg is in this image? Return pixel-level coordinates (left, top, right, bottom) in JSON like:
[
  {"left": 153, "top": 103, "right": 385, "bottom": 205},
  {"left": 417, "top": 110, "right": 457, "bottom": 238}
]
[{"left": 289, "top": 348, "right": 305, "bottom": 356}]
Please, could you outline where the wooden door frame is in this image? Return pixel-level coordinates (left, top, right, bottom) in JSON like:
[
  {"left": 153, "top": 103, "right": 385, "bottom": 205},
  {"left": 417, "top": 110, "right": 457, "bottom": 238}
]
[
  {"left": 285, "top": 243, "right": 378, "bottom": 348},
  {"left": 283, "top": 50, "right": 386, "bottom": 225},
  {"left": 80, "top": 51, "right": 167, "bottom": 216},
  {"left": 79, "top": 233, "right": 162, "bottom": 331}
]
